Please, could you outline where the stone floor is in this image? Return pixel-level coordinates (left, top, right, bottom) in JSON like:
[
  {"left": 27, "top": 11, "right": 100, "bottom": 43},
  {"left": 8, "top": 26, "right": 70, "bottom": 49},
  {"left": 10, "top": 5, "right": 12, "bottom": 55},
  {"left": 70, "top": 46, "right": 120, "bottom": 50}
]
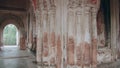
[
  {"left": 98, "top": 60, "right": 120, "bottom": 68},
  {"left": 0, "top": 46, "right": 37, "bottom": 68}
]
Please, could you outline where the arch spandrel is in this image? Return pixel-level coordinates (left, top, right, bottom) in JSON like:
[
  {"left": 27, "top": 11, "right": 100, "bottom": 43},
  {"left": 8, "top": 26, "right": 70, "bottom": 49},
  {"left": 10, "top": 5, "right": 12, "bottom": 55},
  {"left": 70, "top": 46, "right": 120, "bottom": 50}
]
[{"left": 0, "top": 13, "right": 24, "bottom": 29}]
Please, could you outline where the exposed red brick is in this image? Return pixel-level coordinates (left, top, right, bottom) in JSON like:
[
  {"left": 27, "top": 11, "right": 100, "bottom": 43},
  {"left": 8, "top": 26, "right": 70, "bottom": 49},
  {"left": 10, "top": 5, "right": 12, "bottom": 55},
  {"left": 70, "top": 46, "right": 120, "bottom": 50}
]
[
  {"left": 56, "top": 35, "right": 62, "bottom": 68},
  {"left": 76, "top": 45, "right": 82, "bottom": 66},
  {"left": 20, "top": 37, "right": 26, "bottom": 50},
  {"left": 92, "top": 38, "right": 97, "bottom": 46},
  {"left": 92, "top": 38, "right": 97, "bottom": 68},
  {"left": 67, "top": 37, "right": 75, "bottom": 65},
  {"left": 76, "top": 42, "right": 91, "bottom": 66},
  {"left": 43, "top": 32, "right": 49, "bottom": 57},
  {"left": 51, "top": 32, "right": 56, "bottom": 47},
  {"left": 83, "top": 42, "right": 91, "bottom": 66},
  {"left": 49, "top": 32, "right": 56, "bottom": 64},
  {"left": 81, "top": 42, "right": 86, "bottom": 67},
  {"left": 43, "top": 32, "right": 48, "bottom": 43}
]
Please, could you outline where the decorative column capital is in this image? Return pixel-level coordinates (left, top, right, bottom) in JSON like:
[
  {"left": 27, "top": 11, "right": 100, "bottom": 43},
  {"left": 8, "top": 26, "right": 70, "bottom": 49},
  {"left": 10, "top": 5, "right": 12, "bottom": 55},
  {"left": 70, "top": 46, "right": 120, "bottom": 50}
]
[
  {"left": 84, "top": 6, "right": 91, "bottom": 14},
  {"left": 49, "top": 0, "right": 56, "bottom": 10},
  {"left": 36, "top": 0, "right": 42, "bottom": 11},
  {"left": 91, "top": 7, "right": 98, "bottom": 12},
  {"left": 68, "top": 0, "right": 82, "bottom": 9}
]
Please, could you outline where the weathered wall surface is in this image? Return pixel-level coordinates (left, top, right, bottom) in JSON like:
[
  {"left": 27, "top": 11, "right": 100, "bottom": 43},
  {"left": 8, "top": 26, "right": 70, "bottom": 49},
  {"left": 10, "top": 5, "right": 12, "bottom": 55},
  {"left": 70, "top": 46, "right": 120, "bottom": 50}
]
[
  {"left": 35, "top": 0, "right": 100, "bottom": 68},
  {"left": 110, "top": 0, "right": 119, "bottom": 61},
  {"left": 0, "top": 0, "right": 119, "bottom": 68},
  {"left": 26, "top": 0, "right": 37, "bottom": 55}
]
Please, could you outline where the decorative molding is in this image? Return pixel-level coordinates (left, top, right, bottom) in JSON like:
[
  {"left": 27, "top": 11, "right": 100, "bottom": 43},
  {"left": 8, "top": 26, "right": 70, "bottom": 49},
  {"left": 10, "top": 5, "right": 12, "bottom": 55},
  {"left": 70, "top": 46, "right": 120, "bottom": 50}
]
[
  {"left": 49, "top": 0, "right": 56, "bottom": 10},
  {"left": 43, "top": 0, "right": 48, "bottom": 10},
  {"left": 84, "top": 6, "right": 91, "bottom": 14},
  {"left": 68, "top": 0, "right": 81, "bottom": 9}
]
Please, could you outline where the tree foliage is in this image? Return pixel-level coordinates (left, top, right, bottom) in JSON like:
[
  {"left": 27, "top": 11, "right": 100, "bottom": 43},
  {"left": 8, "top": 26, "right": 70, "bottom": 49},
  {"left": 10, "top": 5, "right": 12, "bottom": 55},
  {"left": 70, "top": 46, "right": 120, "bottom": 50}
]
[{"left": 3, "top": 24, "right": 17, "bottom": 45}]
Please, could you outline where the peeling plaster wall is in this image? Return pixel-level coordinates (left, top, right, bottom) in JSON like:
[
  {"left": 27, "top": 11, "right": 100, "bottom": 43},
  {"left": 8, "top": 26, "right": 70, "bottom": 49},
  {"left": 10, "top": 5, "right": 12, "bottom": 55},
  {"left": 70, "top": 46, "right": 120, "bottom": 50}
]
[{"left": 35, "top": 0, "right": 100, "bottom": 68}]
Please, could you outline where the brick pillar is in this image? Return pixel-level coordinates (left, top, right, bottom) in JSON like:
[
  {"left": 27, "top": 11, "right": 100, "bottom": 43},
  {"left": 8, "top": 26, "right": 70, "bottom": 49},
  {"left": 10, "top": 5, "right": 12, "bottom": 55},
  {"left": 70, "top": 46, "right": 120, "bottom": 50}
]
[{"left": 20, "top": 36, "right": 26, "bottom": 50}]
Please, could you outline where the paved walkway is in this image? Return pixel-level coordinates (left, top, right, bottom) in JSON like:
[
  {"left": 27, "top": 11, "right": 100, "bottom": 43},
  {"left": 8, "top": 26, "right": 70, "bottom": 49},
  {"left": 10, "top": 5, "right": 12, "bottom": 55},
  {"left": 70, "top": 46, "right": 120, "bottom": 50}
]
[{"left": 0, "top": 46, "right": 37, "bottom": 68}]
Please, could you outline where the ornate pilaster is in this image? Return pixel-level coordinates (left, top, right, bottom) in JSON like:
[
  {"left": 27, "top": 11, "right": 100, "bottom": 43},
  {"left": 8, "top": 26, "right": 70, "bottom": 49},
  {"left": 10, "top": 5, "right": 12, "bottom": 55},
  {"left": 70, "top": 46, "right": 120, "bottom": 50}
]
[
  {"left": 48, "top": 0, "right": 56, "bottom": 65},
  {"left": 90, "top": 0, "right": 100, "bottom": 68},
  {"left": 35, "top": 0, "right": 57, "bottom": 67},
  {"left": 66, "top": 0, "right": 100, "bottom": 68},
  {"left": 91, "top": 7, "right": 98, "bottom": 68},
  {"left": 35, "top": 0, "right": 100, "bottom": 68}
]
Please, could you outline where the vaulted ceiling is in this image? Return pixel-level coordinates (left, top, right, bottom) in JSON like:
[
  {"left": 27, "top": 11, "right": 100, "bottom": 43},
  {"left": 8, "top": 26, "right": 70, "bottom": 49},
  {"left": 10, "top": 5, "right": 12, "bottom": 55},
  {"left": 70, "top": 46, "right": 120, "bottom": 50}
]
[{"left": 0, "top": 0, "right": 29, "bottom": 11}]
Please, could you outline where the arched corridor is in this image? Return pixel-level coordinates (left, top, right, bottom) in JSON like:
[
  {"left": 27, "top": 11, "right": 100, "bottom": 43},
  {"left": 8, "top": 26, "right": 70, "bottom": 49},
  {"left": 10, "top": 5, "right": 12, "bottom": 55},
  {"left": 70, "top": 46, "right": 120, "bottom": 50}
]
[
  {"left": 0, "top": 13, "right": 26, "bottom": 50},
  {"left": 0, "top": 0, "right": 120, "bottom": 68},
  {"left": 3, "top": 24, "right": 18, "bottom": 46}
]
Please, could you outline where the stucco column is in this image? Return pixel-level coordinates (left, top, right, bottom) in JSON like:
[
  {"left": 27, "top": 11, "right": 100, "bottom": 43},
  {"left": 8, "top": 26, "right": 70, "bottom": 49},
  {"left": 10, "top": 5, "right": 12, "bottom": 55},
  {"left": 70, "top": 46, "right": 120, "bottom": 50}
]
[
  {"left": 35, "top": 0, "right": 42, "bottom": 63},
  {"left": 91, "top": 7, "right": 98, "bottom": 68},
  {"left": 20, "top": 36, "right": 26, "bottom": 50},
  {"left": 66, "top": 0, "right": 100, "bottom": 68},
  {"left": 19, "top": 30, "right": 26, "bottom": 50},
  {"left": 110, "top": 0, "right": 119, "bottom": 60},
  {"left": 34, "top": 0, "right": 100, "bottom": 68},
  {"left": 35, "top": 0, "right": 57, "bottom": 65}
]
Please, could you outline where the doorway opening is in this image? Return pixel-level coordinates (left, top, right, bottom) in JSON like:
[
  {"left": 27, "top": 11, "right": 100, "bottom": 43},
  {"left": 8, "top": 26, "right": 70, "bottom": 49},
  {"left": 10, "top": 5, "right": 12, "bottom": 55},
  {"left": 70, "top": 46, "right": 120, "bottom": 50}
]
[
  {"left": 3, "top": 24, "right": 19, "bottom": 46},
  {"left": 97, "top": 0, "right": 111, "bottom": 65}
]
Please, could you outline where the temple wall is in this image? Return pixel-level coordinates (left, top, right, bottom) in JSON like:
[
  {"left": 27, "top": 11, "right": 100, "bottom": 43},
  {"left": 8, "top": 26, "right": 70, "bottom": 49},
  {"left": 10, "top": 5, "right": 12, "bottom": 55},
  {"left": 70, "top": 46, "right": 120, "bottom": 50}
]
[{"left": 35, "top": 0, "right": 100, "bottom": 68}]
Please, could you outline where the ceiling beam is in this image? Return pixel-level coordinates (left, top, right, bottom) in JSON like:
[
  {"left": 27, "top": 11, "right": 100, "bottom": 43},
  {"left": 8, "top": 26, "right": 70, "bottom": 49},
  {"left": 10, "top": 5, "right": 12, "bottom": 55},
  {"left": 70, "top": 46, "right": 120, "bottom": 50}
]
[{"left": 0, "top": 6, "right": 27, "bottom": 12}]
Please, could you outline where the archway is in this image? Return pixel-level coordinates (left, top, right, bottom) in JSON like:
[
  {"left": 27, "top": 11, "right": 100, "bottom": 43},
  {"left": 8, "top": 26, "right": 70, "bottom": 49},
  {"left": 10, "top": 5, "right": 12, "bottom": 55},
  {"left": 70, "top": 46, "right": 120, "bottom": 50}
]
[
  {"left": 97, "top": 0, "right": 111, "bottom": 65},
  {"left": 0, "top": 13, "right": 26, "bottom": 50},
  {"left": 3, "top": 24, "right": 19, "bottom": 46}
]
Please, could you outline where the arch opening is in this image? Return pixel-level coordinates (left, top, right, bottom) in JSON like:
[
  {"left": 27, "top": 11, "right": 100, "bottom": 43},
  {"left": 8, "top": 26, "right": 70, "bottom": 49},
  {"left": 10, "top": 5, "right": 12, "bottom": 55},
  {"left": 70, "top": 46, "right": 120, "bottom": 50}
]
[
  {"left": 97, "top": 0, "right": 111, "bottom": 65},
  {"left": 3, "top": 24, "right": 19, "bottom": 46}
]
